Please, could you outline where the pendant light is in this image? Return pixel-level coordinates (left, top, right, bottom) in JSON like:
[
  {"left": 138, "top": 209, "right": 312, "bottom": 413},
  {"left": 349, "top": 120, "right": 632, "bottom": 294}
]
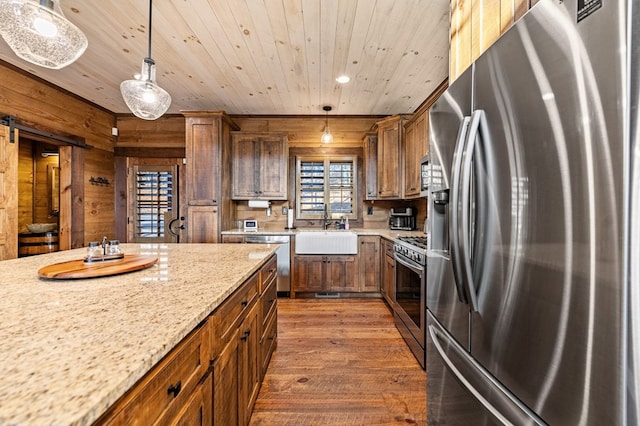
[
  {"left": 0, "top": 0, "right": 88, "bottom": 69},
  {"left": 321, "top": 105, "right": 333, "bottom": 144},
  {"left": 120, "top": 0, "right": 171, "bottom": 120}
]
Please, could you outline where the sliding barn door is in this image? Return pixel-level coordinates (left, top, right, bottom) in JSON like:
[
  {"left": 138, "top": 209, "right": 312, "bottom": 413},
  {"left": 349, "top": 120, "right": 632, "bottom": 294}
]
[{"left": 0, "top": 125, "right": 18, "bottom": 260}]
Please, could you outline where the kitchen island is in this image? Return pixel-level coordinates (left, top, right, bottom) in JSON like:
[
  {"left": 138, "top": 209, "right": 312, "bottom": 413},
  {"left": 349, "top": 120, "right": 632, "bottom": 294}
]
[{"left": 0, "top": 243, "right": 277, "bottom": 425}]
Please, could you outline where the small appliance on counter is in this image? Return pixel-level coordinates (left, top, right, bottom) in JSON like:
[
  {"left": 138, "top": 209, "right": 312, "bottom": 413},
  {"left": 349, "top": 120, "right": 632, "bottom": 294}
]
[
  {"left": 243, "top": 219, "right": 258, "bottom": 232},
  {"left": 389, "top": 207, "right": 415, "bottom": 230}
]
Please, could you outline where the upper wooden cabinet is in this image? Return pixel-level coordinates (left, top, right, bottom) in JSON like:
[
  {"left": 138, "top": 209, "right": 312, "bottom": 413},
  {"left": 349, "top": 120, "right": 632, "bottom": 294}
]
[
  {"left": 231, "top": 132, "right": 288, "bottom": 200},
  {"left": 403, "top": 111, "right": 428, "bottom": 199},
  {"left": 376, "top": 115, "right": 410, "bottom": 199},
  {"left": 183, "top": 111, "right": 239, "bottom": 242},
  {"left": 184, "top": 111, "right": 238, "bottom": 205},
  {"left": 363, "top": 132, "right": 378, "bottom": 201}
]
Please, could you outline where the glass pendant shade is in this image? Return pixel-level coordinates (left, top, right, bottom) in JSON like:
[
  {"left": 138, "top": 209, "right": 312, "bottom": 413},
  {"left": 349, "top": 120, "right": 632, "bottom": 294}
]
[
  {"left": 0, "top": 0, "right": 87, "bottom": 69},
  {"left": 321, "top": 125, "right": 333, "bottom": 144},
  {"left": 120, "top": 58, "right": 172, "bottom": 120},
  {"left": 121, "top": 0, "right": 171, "bottom": 120}
]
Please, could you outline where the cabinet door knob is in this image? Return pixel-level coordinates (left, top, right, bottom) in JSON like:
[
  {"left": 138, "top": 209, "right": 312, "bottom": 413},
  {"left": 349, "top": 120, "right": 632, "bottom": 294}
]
[
  {"left": 240, "top": 329, "right": 251, "bottom": 341},
  {"left": 167, "top": 381, "right": 182, "bottom": 398}
]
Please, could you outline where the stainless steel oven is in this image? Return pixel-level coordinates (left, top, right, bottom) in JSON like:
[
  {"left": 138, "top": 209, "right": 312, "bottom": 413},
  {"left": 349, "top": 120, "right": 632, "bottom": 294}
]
[{"left": 393, "top": 236, "right": 427, "bottom": 369}]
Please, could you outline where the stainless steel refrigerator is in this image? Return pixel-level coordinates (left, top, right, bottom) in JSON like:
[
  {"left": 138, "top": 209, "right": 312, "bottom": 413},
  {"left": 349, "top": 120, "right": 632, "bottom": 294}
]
[{"left": 426, "top": 0, "right": 640, "bottom": 423}]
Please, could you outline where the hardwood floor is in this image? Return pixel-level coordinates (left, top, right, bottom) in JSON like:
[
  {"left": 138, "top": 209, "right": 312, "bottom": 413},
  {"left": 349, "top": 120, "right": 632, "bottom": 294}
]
[{"left": 250, "top": 298, "right": 426, "bottom": 425}]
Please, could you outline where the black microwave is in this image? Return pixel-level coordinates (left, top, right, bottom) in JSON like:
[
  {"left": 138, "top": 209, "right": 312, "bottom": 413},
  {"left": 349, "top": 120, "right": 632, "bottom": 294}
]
[{"left": 420, "top": 155, "right": 430, "bottom": 197}]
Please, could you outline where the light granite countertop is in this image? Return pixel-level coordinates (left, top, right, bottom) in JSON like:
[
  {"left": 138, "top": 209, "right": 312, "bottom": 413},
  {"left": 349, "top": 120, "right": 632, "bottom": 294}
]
[
  {"left": 221, "top": 226, "right": 425, "bottom": 241},
  {"left": 0, "top": 243, "right": 277, "bottom": 426}
]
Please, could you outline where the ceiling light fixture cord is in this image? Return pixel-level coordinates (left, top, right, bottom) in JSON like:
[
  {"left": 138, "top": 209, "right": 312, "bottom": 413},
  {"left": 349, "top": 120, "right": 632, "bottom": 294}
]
[
  {"left": 147, "top": 0, "right": 153, "bottom": 59},
  {"left": 321, "top": 105, "right": 333, "bottom": 144}
]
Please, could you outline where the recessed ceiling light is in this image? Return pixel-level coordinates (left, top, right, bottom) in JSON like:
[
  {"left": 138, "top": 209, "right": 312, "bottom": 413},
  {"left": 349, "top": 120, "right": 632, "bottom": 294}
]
[{"left": 336, "top": 75, "right": 351, "bottom": 84}]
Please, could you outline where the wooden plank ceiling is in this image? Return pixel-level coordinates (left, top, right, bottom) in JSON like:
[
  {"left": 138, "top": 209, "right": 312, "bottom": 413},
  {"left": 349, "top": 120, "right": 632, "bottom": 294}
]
[{"left": 0, "top": 0, "right": 449, "bottom": 116}]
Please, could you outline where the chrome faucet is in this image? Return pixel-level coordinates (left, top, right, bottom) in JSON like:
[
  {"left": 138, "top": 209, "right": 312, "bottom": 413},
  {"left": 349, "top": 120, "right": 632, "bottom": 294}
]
[
  {"left": 322, "top": 204, "right": 332, "bottom": 230},
  {"left": 101, "top": 236, "right": 108, "bottom": 256}
]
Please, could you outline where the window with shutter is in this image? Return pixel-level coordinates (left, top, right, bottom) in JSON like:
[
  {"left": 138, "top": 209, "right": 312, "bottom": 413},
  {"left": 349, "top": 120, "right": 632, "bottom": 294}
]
[
  {"left": 132, "top": 165, "right": 175, "bottom": 241},
  {"left": 296, "top": 156, "right": 357, "bottom": 220}
]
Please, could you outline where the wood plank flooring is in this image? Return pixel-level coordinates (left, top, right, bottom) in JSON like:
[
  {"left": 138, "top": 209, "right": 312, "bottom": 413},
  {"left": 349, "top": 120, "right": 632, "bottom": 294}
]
[{"left": 249, "top": 298, "right": 426, "bottom": 425}]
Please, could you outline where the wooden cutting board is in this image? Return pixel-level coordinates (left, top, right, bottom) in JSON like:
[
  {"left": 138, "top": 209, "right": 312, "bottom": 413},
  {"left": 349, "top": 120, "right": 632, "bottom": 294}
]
[{"left": 38, "top": 255, "right": 158, "bottom": 280}]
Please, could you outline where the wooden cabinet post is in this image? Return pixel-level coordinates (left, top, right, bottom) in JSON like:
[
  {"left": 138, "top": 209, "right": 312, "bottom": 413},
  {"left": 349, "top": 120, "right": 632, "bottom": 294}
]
[
  {"left": 183, "top": 111, "right": 239, "bottom": 243},
  {"left": 363, "top": 132, "right": 378, "bottom": 200}
]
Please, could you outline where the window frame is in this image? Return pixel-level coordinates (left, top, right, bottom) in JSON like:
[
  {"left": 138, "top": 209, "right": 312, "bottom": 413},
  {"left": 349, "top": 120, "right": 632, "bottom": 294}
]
[
  {"left": 129, "top": 164, "right": 177, "bottom": 243},
  {"left": 295, "top": 155, "right": 358, "bottom": 220}
]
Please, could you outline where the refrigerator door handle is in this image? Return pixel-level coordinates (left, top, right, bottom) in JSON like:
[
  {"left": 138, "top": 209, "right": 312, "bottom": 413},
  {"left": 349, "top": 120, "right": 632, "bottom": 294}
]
[
  {"left": 428, "top": 320, "right": 547, "bottom": 425},
  {"left": 458, "top": 109, "right": 485, "bottom": 312},
  {"left": 450, "top": 116, "right": 472, "bottom": 304}
]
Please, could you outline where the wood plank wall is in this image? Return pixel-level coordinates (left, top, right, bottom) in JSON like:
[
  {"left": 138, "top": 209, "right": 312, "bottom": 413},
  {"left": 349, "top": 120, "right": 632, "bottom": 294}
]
[
  {"left": 17, "top": 140, "right": 33, "bottom": 233},
  {"left": 0, "top": 62, "right": 117, "bottom": 247},
  {"left": 450, "top": 0, "right": 531, "bottom": 82}
]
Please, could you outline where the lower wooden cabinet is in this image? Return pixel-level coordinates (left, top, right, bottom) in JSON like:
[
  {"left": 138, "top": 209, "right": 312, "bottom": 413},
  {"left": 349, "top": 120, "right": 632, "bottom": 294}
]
[
  {"left": 96, "top": 254, "right": 278, "bottom": 426},
  {"left": 214, "top": 301, "right": 260, "bottom": 426},
  {"left": 173, "top": 373, "right": 213, "bottom": 425},
  {"left": 292, "top": 236, "right": 382, "bottom": 296},
  {"left": 381, "top": 238, "right": 396, "bottom": 309},
  {"left": 259, "top": 264, "right": 278, "bottom": 379},
  {"left": 293, "top": 254, "right": 359, "bottom": 294},
  {"left": 358, "top": 236, "right": 381, "bottom": 292},
  {"left": 96, "top": 319, "right": 213, "bottom": 426},
  {"left": 221, "top": 234, "right": 245, "bottom": 243},
  {"left": 211, "top": 254, "right": 277, "bottom": 426}
]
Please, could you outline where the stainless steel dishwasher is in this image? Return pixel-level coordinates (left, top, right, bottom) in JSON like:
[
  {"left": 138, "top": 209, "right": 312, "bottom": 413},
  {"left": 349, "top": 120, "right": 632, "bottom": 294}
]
[{"left": 244, "top": 234, "right": 290, "bottom": 295}]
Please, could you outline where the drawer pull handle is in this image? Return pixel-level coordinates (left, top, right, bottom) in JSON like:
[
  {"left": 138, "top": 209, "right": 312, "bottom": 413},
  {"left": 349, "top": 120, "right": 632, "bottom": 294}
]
[
  {"left": 241, "top": 300, "right": 249, "bottom": 307},
  {"left": 167, "top": 381, "right": 182, "bottom": 398},
  {"left": 240, "top": 329, "right": 251, "bottom": 341}
]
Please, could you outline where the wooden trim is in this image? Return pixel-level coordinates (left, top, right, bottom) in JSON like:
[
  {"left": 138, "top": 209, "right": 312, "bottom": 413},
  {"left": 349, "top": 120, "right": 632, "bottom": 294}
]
[
  {"left": 408, "top": 78, "right": 449, "bottom": 119},
  {"left": 58, "top": 146, "right": 71, "bottom": 250},
  {"left": 71, "top": 146, "right": 85, "bottom": 249},
  {"left": 181, "top": 111, "right": 240, "bottom": 131},
  {"left": 114, "top": 156, "right": 127, "bottom": 242},
  {"left": 114, "top": 147, "right": 186, "bottom": 158}
]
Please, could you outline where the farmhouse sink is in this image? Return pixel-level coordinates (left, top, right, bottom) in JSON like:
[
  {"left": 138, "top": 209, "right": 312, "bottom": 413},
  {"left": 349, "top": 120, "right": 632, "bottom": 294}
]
[{"left": 295, "top": 231, "right": 358, "bottom": 255}]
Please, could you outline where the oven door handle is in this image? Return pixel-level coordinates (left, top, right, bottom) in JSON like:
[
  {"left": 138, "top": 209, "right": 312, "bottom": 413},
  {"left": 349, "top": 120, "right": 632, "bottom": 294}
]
[{"left": 394, "top": 254, "right": 424, "bottom": 276}]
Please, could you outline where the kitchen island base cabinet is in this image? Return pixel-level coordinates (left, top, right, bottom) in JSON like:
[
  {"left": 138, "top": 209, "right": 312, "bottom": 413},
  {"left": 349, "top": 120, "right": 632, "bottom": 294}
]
[
  {"left": 95, "top": 319, "right": 213, "bottom": 426},
  {"left": 211, "top": 254, "right": 277, "bottom": 426},
  {"left": 213, "top": 302, "right": 260, "bottom": 426},
  {"left": 95, "top": 253, "right": 277, "bottom": 426}
]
